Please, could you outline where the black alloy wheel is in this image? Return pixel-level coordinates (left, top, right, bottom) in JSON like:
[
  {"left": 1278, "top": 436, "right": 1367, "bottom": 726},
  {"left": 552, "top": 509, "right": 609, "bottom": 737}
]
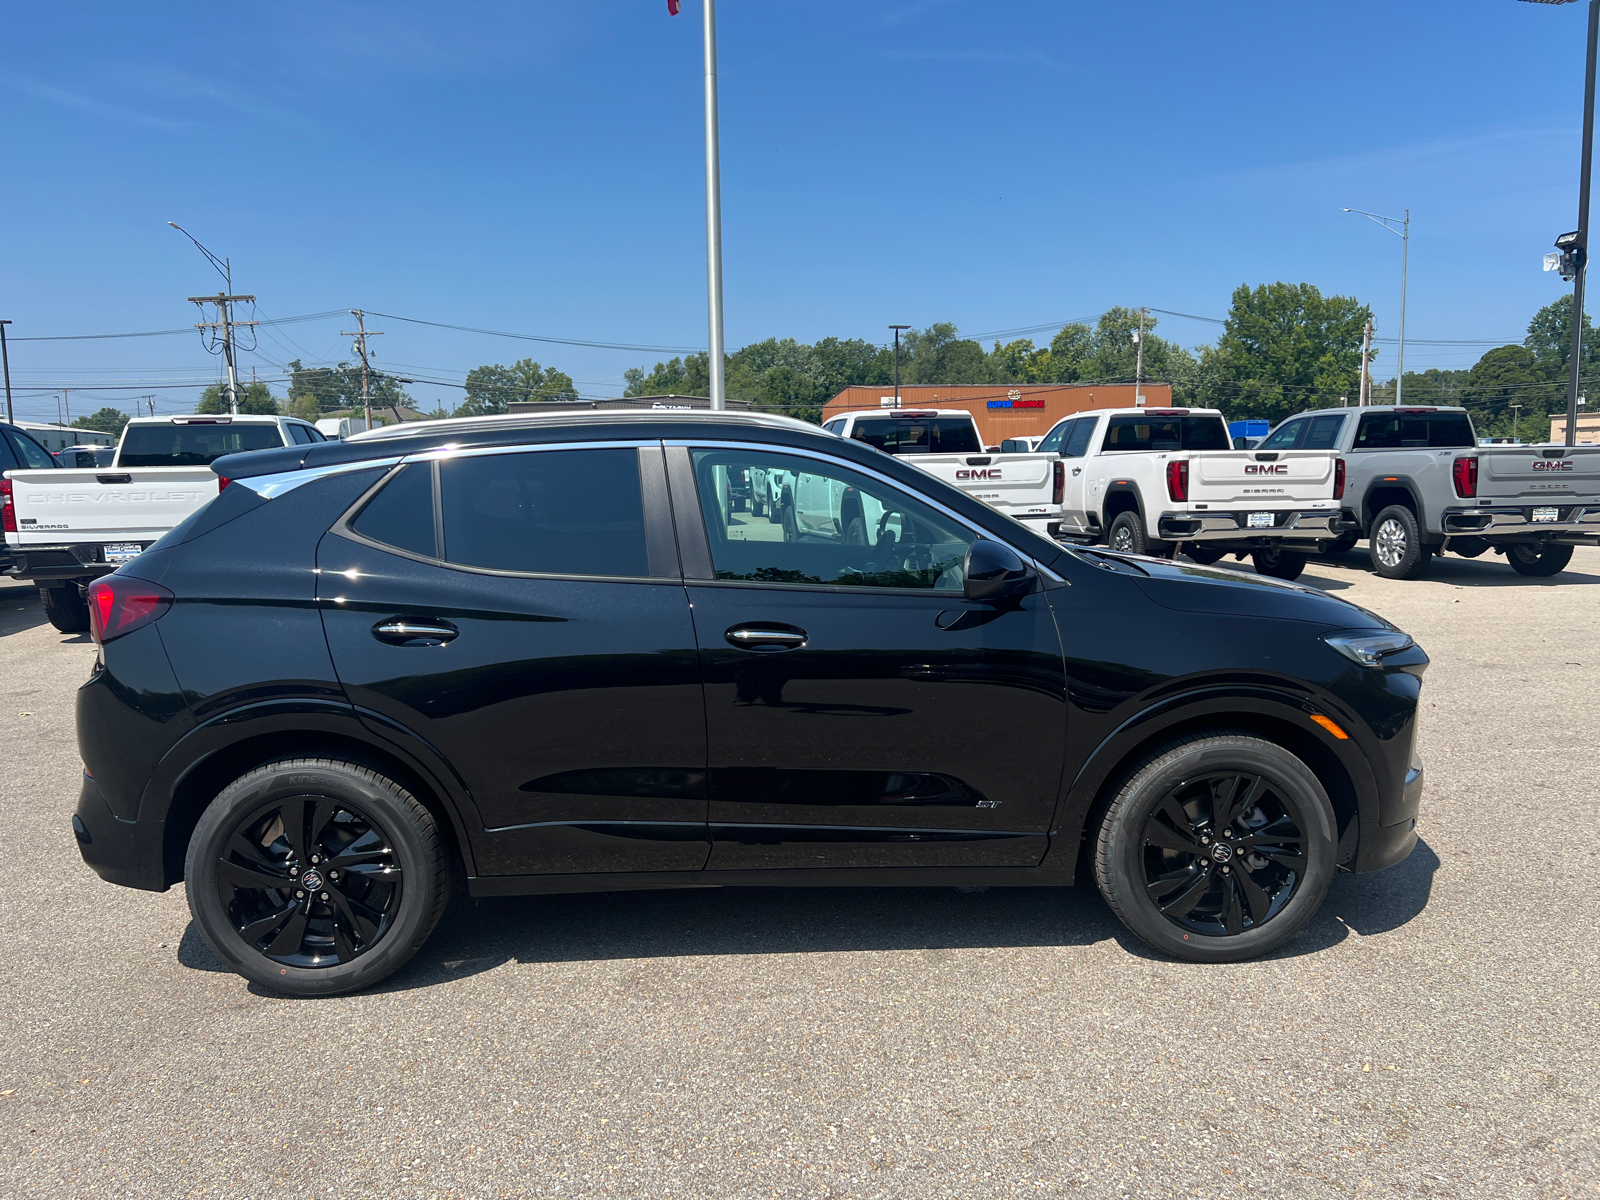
[
  {"left": 1505, "top": 542, "right": 1573, "bottom": 577},
  {"left": 1094, "top": 733, "right": 1336, "bottom": 962},
  {"left": 216, "top": 796, "right": 403, "bottom": 968},
  {"left": 185, "top": 758, "right": 449, "bottom": 996},
  {"left": 1251, "top": 547, "right": 1308, "bottom": 580}
]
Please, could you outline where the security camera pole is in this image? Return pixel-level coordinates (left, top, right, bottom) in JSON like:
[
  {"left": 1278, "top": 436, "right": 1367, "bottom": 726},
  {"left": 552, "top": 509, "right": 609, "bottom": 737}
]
[
  {"left": 889, "top": 325, "right": 910, "bottom": 408},
  {"left": 1524, "top": 0, "right": 1600, "bottom": 446}
]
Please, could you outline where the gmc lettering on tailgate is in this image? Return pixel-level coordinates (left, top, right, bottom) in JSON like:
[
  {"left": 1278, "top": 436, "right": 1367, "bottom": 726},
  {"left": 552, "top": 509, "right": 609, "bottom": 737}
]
[
  {"left": 956, "top": 469, "right": 1002, "bottom": 481},
  {"left": 1244, "top": 464, "right": 1288, "bottom": 475},
  {"left": 1532, "top": 461, "right": 1573, "bottom": 472}
]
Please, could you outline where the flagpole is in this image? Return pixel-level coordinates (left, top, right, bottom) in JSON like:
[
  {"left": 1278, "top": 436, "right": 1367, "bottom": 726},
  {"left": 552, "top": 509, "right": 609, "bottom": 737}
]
[{"left": 702, "top": 0, "right": 726, "bottom": 410}]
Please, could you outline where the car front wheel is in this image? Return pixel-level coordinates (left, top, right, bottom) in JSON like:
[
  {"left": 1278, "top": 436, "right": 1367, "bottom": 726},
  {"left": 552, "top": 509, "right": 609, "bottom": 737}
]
[
  {"left": 185, "top": 758, "right": 450, "bottom": 997},
  {"left": 1093, "top": 733, "right": 1337, "bottom": 962}
]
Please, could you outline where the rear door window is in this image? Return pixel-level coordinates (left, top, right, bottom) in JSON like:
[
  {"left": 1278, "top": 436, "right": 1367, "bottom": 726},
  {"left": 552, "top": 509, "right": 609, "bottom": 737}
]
[
  {"left": 849, "top": 417, "right": 981, "bottom": 454},
  {"left": 1259, "top": 420, "right": 1305, "bottom": 450},
  {"left": 1302, "top": 414, "right": 1347, "bottom": 449},
  {"left": 287, "top": 423, "right": 314, "bottom": 445},
  {"left": 1064, "top": 418, "right": 1097, "bottom": 457},
  {"left": 439, "top": 448, "right": 648, "bottom": 577},
  {"left": 1036, "top": 419, "right": 1075, "bottom": 454},
  {"left": 117, "top": 422, "right": 285, "bottom": 466}
]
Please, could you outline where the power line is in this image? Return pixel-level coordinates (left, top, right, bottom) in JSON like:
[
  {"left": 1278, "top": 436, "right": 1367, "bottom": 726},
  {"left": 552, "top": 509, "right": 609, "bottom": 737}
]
[{"left": 365, "top": 311, "right": 704, "bottom": 355}]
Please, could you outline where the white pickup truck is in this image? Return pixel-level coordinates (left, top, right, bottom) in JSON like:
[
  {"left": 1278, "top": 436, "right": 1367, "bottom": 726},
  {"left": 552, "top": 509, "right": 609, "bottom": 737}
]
[
  {"left": 3, "top": 413, "right": 326, "bottom": 630},
  {"left": 1042, "top": 407, "right": 1346, "bottom": 579},
  {"left": 822, "top": 409, "right": 1065, "bottom": 537}
]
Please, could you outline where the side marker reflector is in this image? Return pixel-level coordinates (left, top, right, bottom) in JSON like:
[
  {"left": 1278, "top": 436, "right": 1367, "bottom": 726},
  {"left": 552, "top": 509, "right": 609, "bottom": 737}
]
[{"left": 1309, "top": 713, "right": 1349, "bottom": 740}]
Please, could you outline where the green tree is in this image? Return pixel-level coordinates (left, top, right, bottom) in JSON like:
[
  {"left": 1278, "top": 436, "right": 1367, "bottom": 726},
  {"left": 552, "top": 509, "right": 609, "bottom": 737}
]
[
  {"left": 457, "top": 358, "right": 578, "bottom": 416},
  {"left": 899, "top": 323, "right": 991, "bottom": 384},
  {"left": 1523, "top": 294, "right": 1599, "bottom": 380},
  {"left": 72, "top": 406, "right": 130, "bottom": 435},
  {"left": 196, "top": 381, "right": 282, "bottom": 415},
  {"left": 1462, "top": 345, "right": 1546, "bottom": 437},
  {"left": 285, "top": 360, "right": 412, "bottom": 416},
  {"left": 1201, "top": 282, "right": 1370, "bottom": 422}
]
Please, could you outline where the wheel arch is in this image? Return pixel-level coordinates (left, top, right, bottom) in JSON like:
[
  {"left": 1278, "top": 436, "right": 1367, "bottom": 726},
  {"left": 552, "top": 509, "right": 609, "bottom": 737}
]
[
  {"left": 149, "top": 701, "right": 479, "bottom": 889},
  {"left": 1361, "top": 477, "right": 1425, "bottom": 532},
  {"left": 1101, "top": 485, "right": 1144, "bottom": 532},
  {"left": 1046, "top": 690, "right": 1371, "bottom": 882}
]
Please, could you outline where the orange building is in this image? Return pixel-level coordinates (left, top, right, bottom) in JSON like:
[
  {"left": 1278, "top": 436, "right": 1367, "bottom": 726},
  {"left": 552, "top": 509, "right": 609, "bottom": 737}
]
[{"left": 820, "top": 383, "right": 1174, "bottom": 447}]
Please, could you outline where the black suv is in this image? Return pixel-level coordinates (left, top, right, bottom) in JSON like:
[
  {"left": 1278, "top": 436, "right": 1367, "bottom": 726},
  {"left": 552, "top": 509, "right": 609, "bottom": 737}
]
[{"left": 73, "top": 412, "right": 1428, "bottom": 996}]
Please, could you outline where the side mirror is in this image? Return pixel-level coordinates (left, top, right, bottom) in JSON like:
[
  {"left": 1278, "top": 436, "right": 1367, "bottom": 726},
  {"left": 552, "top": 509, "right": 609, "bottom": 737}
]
[{"left": 963, "top": 539, "right": 1035, "bottom": 602}]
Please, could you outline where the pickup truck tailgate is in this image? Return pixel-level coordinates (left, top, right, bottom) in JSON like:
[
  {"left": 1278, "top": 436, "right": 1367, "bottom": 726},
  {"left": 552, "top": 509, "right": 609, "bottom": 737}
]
[
  {"left": 1188, "top": 451, "right": 1339, "bottom": 505},
  {"left": 4, "top": 468, "right": 219, "bottom": 545},
  {"left": 1477, "top": 446, "right": 1600, "bottom": 500},
  {"left": 909, "top": 453, "right": 1058, "bottom": 514}
]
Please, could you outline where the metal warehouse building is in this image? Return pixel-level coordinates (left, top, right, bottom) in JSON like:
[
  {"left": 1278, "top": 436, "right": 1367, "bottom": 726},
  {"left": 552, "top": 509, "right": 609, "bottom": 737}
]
[{"left": 820, "top": 383, "right": 1173, "bottom": 447}]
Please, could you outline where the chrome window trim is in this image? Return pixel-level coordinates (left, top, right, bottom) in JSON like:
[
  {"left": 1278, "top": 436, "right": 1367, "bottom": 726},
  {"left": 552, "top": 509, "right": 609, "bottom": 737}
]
[
  {"left": 668, "top": 438, "right": 1061, "bottom": 583},
  {"left": 233, "top": 456, "right": 404, "bottom": 499}
]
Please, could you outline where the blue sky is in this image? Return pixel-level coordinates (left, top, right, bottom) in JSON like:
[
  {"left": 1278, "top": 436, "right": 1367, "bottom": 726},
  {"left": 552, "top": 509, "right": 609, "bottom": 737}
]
[{"left": 0, "top": 0, "right": 1593, "bottom": 422}]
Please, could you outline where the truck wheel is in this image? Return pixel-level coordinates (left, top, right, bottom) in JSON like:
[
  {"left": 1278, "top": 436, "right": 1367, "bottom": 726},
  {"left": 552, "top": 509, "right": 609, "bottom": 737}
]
[
  {"left": 781, "top": 505, "right": 799, "bottom": 543},
  {"left": 1107, "top": 511, "right": 1173, "bottom": 559},
  {"left": 1251, "top": 548, "right": 1308, "bottom": 580},
  {"left": 184, "top": 757, "right": 450, "bottom": 997},
  {"left": 1318, "top": 533, "right": 1358, "bottom": 555},
  {"left": 1368, "top": 506, "right": 1427, "bottom": 579},
  {"left": 1505, "top": 543, "right": 1573, "bottom": 577},
  {"left": 1449, "top": 536, "right": 1489, "bottom": 559},
  {"left": 1184, "top": 544, "right": 1226, "bottom": 566},
  {"left": 40, "top": 585, "right": 91, "bottom": 633},
  {"left": 1093, "top": 732, "right": 1337, "bottom": 962}
]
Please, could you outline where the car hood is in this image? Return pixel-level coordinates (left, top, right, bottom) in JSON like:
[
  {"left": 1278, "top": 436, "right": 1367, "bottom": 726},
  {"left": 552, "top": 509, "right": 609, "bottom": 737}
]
[{"left": 1123, "top": 555, "right": 1390, "bottom": 628}]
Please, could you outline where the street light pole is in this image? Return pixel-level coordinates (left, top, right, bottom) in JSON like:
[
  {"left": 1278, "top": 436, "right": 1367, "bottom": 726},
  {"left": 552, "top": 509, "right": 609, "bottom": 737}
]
[
  {"left": 1342, "top": 207, "right": 1410, "bottom": 406},
  {"left": 168, "top": 222, "right": 250, "bottom": 415},
  {"left": 702, "top": 0, "right": 726, "bottom": 411},
  {"left": 889, "top": 325, "right": 910, "bottom": 408}
]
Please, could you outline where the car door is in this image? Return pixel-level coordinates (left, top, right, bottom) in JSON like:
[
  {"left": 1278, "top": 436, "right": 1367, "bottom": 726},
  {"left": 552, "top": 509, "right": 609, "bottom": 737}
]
[
  {"left": 1054, "top": 418, "right": 1098, "bottom": 528},
  {"left": 318, "top": 441, "right": 709, "bottom": 878},
  {"left": 668, "top": 441, "right": 1068, "bottom": 871}
]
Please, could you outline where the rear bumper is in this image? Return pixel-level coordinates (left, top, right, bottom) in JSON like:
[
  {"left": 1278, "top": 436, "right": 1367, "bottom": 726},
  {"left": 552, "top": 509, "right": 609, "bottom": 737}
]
[
  {"left": 1440, "top": 504, "right": 1600, "bottom": 541},
  {"left": 73, "top": 773, "right": 169, "bottom": 892},
  {"left": 1157, "top": 509, "right": 1342, "bottom": 544},
  {"left": 4, "top": 544, "right": 122, "bottom": 586}
]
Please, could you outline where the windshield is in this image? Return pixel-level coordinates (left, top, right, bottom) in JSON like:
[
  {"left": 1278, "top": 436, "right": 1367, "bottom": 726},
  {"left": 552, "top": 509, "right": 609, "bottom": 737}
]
[
  {"left": 851, "top": 417, "right": 981, "bottom": 455},
  {"left": 118, "top": 422, "right": 284, "bottom": 467},
  {"left": 1102, "top": 415, "right": 1231, "bottom": 452}
]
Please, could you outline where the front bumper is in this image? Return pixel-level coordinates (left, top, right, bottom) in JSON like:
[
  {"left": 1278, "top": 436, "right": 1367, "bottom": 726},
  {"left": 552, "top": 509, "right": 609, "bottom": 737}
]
[
  {"left": 1440, "top": 504, "right": 1600, "bottom": 542},
  {"left": 1157, "top": 509, "right": 1343, "bottom": 544},
  {"left": 1352, "top": 749, "right": 1424, "bottom": 873}
]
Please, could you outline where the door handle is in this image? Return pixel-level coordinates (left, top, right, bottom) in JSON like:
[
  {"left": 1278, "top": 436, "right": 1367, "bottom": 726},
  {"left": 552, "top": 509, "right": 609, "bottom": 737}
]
[
  {"left": 725, "top": 624, "right": 807, "bottom": 651},
  {"left": 372, "top": 618, "right": 458, "bottom": 646},
  {"left": 1072, "top": 467, "right": 1082, "bottom": 475}
]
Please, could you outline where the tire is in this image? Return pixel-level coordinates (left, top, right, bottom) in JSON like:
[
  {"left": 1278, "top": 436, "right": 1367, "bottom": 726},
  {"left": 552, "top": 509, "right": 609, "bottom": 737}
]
[
  {"left": 1093, "top": 733, "right": 1338, "bottom": 963},
  {"left": 1504, "top": 543, "right": 1574, "bottom": 577},
  {"left": 1107, "top": 510, "right": 1173, "bottom": 559},
  {"left": 1184, "top": 544, "right": 1226, "bottom": 566},
  {"left": 40, "top": 585, "right": 90, "bottom": 633},
  {"left": 1449, "top": 536, "right": 1489, "bottom": 559},
  {"left": 781, "top": 505, "right": 799, "bottom": 542},
  {"left": 1318, "top": 532, "right": 1358, "bottom": 555},
  {"left": 1367, "top": 505, "right": 1427, "bottom": 579},
  {"left": 184, "top": 758, "right": 450, "bottom": 997},
  {"left": 1251, "top": 548, "right": 1308, "bottom": 580}
]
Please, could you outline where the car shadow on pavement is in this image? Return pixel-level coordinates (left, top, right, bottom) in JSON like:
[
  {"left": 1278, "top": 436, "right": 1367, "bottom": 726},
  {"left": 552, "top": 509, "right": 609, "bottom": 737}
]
[
  {"left": 183, "top": 837, "right": 1442, "bottom": 994},
  {"left": 1300, "top": 548, "right": 1600, "bottom": 588},
  {"left": 0, "top": 589, "right": 48, "bottom": 638}
]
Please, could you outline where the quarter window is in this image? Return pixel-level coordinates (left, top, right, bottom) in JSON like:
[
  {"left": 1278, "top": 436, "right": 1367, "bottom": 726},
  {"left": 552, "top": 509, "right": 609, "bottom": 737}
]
[
  {"left": 691, "top": 448, "right": 975, "bottom": 590},
  {"left": 1258, "top": 420, "right": 1305, "bottom": 451},
  {"left": 350, "top": 463, "right": 436, "bottom": 558},
  {"left": 439, "top": 448, "right": 648, "bottom": 577}
]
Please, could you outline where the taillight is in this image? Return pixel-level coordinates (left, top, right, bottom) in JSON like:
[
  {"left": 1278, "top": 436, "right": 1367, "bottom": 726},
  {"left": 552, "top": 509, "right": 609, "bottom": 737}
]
[
  {"left": 1452, "top": 456, "right": 1478, "bottom": 498},
  {"left": 1052, "top": 460, "right": 1065, "bottom": 504},
  {"left": 1333, "top": 458, "right": 1346, "bottom": 501},
  {"left": 1166, "top": 459, "right": 1188, "bottom": 502},
  {"left": 87, "top": 576, "right": 175, "bottom": 646},
  {"left": 1, "top": 479, "right": 14, "bottom": 534},
  {"left": 217, "top": 476, "right": 231, "bottom": 493}
]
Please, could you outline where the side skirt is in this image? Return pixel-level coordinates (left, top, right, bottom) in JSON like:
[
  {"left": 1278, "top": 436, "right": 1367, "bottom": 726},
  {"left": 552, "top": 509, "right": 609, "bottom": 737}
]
[{"left": 468, "top": 865, "right": 1078, "bottom": 898}]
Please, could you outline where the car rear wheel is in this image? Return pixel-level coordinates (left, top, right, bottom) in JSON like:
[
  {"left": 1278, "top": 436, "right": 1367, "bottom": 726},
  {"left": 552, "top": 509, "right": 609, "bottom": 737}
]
[
  {"left": 40, "top": 585, "right": 90, "bottom": 633},
  {"left": 184, "top": 758, "right": 450, "bottom": 997},
  {"left": 1505, "top": 543, "right": 1573, "bottom": 577},
  {"left": 1368, "top": 505, "right": 1426, "bottom": 579},
  {"left": 1107, "top": 511, "right": 1173, "bottom": 558},
  {"left": 1250, "top": 548, "right": 1307, "bottom": 580},
  {"left": 1093, "top": 733, "right": 1337, "bottom": 962}
]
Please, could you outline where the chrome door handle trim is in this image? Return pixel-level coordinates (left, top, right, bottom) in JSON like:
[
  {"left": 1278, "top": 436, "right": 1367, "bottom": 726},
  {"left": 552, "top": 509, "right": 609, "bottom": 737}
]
[
  {"left": 725, "top": 626, "right": 807, "bottom": 650},
  {"left": 373, "top": 620, "right": 458, "bottom": 644}
]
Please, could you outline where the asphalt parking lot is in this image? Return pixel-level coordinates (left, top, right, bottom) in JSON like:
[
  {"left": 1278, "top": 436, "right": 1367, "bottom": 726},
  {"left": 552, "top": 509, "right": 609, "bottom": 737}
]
[{"left": 2, "top": 548, "right": 1597, "bottom": 1200}]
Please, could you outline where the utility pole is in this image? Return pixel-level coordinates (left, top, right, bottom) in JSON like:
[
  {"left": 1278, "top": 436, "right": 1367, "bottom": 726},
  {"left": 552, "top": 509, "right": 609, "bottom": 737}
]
[
  {"left": 889, "top": 325, "right": 910, "bottom": 408},
  {"left": 342, "top": 310, "right": 384, "bottom": 430},
  {"left": 140, "top": 395, "right": 155, "bottom": 418},
  {"left": 1359, "top": 319, "right": 1374, "bottom": 406},
  {"left": 702, "top": 0, "right": 726, "bottom": 410},
  {"left": 1133, "top": 307, "right": 1147, "bottom": 407},
  {"left": 62, "top": 390, "right": 73, "bottom": 440},
  {"left": 0, "top": 320, "right": 13, "bottom": 424},
  {"left": 1397, "top": 209, "right": 1409, "bottom": 405},
  {"left": 188, "top": 292, "right": 257, "bottom": 413}
]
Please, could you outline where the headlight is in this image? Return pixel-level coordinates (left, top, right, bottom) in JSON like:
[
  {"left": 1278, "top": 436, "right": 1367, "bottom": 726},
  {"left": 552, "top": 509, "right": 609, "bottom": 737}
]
[{"left": 1322, "top": 630, "right": 1415, "bottom": 668}]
